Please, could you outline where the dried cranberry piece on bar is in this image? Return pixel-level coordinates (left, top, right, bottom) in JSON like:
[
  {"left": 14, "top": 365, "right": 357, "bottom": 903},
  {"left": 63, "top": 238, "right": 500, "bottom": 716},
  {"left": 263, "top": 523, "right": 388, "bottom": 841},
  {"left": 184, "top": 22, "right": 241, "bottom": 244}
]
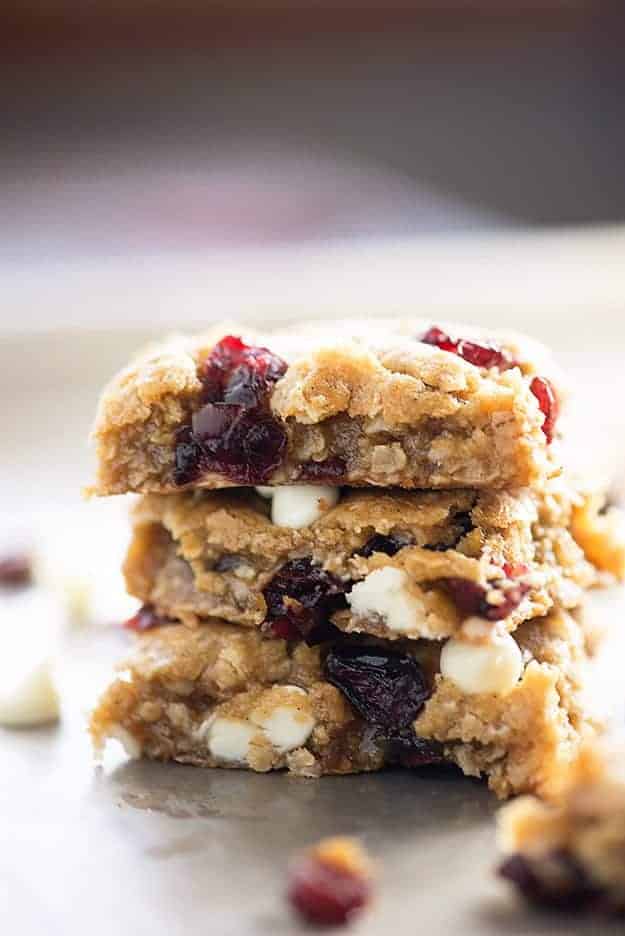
[
  {"left": 440, "top": 574, "right": 530, "bottom": 622},
  {"left": 530, "top": 375, "right": 559, "bottom": 443},
  {"left": 421, "top": 325, "right": 517, "bottom": 370},
  {"left": 123, "top": 604, "right": 172, "bottom": 632},
  {"left": 324, "top": 643, "right": 431, "bottom": 729},
  {"left": 173, "top": 336, "right": 288, "bottom": 486},
  {"left": 262, "top": 558, "right": 348, "bottom": 642}
]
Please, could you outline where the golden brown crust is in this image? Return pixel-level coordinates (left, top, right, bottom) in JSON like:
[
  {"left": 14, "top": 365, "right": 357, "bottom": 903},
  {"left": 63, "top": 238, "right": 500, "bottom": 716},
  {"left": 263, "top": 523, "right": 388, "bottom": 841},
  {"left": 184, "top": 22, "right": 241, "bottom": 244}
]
[{"left": 89, "top": 320, "right": 558, "bottom": 495}]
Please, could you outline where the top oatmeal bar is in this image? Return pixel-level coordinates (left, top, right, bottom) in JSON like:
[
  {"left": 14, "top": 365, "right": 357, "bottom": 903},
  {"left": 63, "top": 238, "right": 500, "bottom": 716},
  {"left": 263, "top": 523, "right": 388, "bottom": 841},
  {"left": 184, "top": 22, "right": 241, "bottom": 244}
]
[{"left": 89, "top": 319, "right": 561, "bottom": 496}]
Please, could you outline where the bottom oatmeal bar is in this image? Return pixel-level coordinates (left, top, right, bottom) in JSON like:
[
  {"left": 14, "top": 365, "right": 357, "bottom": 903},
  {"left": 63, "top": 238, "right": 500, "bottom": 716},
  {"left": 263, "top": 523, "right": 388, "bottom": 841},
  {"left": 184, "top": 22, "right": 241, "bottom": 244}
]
[
  {"left": 498, "top": 741, "right": 625, "bottom": 913},
  {"left": 91, "top": 607, "right": 599, "bottom": 799}
]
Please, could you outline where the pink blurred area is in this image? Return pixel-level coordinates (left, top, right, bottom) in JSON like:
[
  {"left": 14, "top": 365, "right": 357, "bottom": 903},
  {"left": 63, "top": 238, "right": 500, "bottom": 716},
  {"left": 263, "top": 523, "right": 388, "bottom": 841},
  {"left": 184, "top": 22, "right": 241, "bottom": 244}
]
[
  {"left": 2, "top": 146, "right": 490, "bottom": 261},
  {"left": 1, "top": 2, "right": 624, "bottom": 304}
]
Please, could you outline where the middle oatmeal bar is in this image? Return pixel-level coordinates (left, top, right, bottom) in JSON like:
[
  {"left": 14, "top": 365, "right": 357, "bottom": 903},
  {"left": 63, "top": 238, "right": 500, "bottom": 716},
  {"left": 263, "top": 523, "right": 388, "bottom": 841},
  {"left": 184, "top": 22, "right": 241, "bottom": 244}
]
[
  {"left": 123, "top": 480, "right": 623, "bottom": 642},
  {"left": 91, "top": 606, "right": 600, "bottom": 799}
]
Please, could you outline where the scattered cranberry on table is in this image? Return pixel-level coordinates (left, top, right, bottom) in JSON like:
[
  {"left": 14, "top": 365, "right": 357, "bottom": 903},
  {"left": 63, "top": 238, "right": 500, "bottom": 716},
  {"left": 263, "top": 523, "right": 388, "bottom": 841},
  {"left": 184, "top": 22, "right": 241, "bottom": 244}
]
[
  {"left": 0, "top": 554, "right": 33, "bottom": 589},
  {"left": 288, "top": 837, "right": 374, "bottom": 927}
]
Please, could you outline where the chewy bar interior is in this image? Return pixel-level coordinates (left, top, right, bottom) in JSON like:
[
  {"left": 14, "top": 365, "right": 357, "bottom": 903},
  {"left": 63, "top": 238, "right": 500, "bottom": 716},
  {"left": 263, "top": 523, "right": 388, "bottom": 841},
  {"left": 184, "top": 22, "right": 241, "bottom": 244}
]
[
  {"left": 91, "top": 607, "right": 599, "bottom": 799},
  {"left": 498, "top": 741, "right": 625, "bottom": 912},
  {"left": 123, "top": 480, "right": 621, "bottom": 641},
  {"left": 90, "top": 320, "right": 561, "bottom": 496}
]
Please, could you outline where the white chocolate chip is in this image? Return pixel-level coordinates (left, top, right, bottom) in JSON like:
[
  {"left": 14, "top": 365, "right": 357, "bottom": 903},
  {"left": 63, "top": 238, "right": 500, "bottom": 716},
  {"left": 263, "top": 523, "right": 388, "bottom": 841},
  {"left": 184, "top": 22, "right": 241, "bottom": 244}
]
[
  {"left": 347, "top": 566, "right": 425, "bottom": 633},
  {"left": 440, "top": 626, "right": 523, "bottom": 695},
  {"left": 254, "top": 486, "right": 274, "bottom": 499},
  {"left": 251, "top": 686, "right": 315, "bottom": 753},
  {"left": 0, "top": 587, "right": 64, "bottom": 728},
  {"left": 0, "top": 659, "right": 60, "bottom": 727},
  {"left": 270, "top": 485, "right": 339, "bottom": 528},
  {"left": 205, "top": 716, "right": 257, "bottom": 764}
]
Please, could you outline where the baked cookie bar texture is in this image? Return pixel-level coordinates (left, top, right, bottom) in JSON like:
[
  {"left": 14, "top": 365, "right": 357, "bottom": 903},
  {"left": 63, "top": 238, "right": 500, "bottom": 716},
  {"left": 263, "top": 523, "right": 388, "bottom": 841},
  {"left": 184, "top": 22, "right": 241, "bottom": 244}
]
[
  {"left": 498, "top": 742, "right": 625, "bottom": 912},
  {"left": 87, "top": 316, "right": 625, "bottom": 808},
  {"left": 122, "top": 480, "right": 624, "bottom": 641},
  {"left": 90, "top": 606, "right": 598, "bottom": 799},
  {"left": 90, "top": 320, "right": 561, "bottom": 496}
]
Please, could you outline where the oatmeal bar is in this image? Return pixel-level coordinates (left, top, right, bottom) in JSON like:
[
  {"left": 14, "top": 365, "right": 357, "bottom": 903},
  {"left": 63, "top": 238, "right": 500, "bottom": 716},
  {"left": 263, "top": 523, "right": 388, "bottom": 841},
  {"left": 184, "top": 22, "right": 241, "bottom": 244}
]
[
  {"left": 498, "top": 742, "right": 625, "bottom": 912},
  {"left": 122, "top": 480, "right": 623, "bottom": 642},
  {"left": 91, "top": 606, "right": 599, "bottom": 799},
  {"left": 89, "top": 320, "right": 561, "bottom": 496}
]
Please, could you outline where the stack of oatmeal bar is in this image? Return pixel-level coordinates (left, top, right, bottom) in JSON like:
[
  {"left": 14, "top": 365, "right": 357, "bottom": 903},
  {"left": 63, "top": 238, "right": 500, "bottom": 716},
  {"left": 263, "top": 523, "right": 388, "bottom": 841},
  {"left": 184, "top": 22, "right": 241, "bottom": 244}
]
[{"left": 88, "top": 320, "right": 625, "bottom": 798}]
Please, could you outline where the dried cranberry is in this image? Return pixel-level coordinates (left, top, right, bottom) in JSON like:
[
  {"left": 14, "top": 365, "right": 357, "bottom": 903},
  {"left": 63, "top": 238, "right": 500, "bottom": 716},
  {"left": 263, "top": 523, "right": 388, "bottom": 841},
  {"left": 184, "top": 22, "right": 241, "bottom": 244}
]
[
  {"left": 288, "top": 841, "right": 372, "bottom": 926},
  {"left": 324, "top": 644, "right": 430, "bottom": 729},
  {"left": 387, "top": 730, "right": 446, "bottom": 768},
  {"left": 356, "top": 533, "right": 409, "bottom": 559},
  {"left": 421, "top": 326, "right": 458, "bottom": 354},
  {"left": 189, "top": 403, "right": 287, "bottom": 485},
  {"left": 297, "top": 457, "right": 346, "bottom": 483},
  {"left": 123, "top": 605, "right": 169, "bottom": 632},
  {"left": 499, "top": 851, "right": 604, "bottom": 912},
  {"left": 439, "top": 575, "right": 528, "bottom": 622},
  {"left": 262, "top": 558, "right": 348, "bottom": 642},
  {"left": 199, "top": 335, "right": 287, "bottom": 407},
  {"left": 530, "top": 376, "right": 559, "bottom": 443},
  {"left": 502, "top": 562, "right": 529, "bottom": 579},
  {"left": 0, "top": 554, "right": 33, "bottom": 588},
  {"left": 421, "top": 326, "right": 515, "bottom": 370},
  {"left": 174, "top": 336, "right": 288, "bottom": 486},
  {"left": 439, "top": 578, "right": 491, "bottom": 618}
]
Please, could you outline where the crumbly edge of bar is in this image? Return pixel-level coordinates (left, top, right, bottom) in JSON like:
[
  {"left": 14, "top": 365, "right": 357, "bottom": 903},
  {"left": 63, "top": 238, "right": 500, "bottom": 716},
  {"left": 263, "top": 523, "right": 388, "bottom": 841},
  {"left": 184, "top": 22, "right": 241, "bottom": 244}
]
[
  {"left": 89, "top": 323, "right": 552, "bottom": 496},
  {"left": 122, "top": 480, "right": 619, "bottom": 640},
  {"left": 90, "top": 607, "right": 599, "bottom": 799},
  {"left": 498, "top": 741, "right": 625, "bottom": 902}
]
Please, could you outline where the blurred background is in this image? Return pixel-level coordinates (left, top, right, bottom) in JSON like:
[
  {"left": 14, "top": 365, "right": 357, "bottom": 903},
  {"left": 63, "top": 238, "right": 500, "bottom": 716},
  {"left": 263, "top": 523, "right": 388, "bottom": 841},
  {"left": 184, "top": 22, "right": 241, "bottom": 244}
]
[{"left": 2, "top": 0, "right": 625, "bottom": 335}]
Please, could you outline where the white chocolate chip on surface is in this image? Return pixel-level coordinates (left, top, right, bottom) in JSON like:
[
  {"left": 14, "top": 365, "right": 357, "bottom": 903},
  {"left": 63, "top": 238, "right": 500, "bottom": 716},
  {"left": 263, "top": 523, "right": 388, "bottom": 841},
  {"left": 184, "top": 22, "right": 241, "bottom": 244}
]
[
  {"left": 270, "top": 485, "right": 339, "bottom": 528},
  {"left": 440, "top": 626, "right": 523, "bottom": 695},
  {"left": 205, "top": 716, "right": 257, "bottom": 764},
  {"left": 251, "top": 686, "right": 315, "bottom": 753},
  {"left": 254, "top": 486, "right": 275, "bottom": 499},
  {"left": 347, "top": 566, "right": 425, "bottom": 633},
  {"left": 0, "top": 587, "right": 64, "bottom": 728},
  {"left": 0, "top": 659, "right": 60, "bottom": 727}
]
